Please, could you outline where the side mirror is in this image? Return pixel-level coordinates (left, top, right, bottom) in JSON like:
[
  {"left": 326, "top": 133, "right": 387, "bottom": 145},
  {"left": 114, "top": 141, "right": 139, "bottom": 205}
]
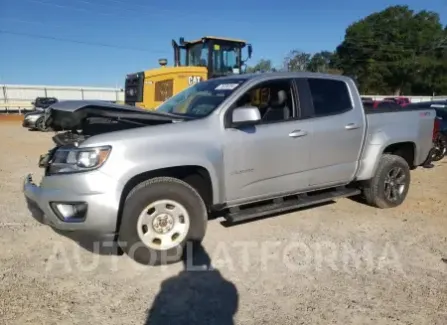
[
  {"left": 248, "top": 44, "right": 253, "bottom": 59},
  {"left": 231, "top": 106, "right": 261, "bottom": 127}
]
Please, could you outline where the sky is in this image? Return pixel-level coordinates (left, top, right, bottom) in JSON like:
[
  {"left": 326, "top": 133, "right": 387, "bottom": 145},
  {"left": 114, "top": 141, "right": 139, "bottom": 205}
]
[{"left": 0, "top": 0, "right": 445, "bottom": 87}]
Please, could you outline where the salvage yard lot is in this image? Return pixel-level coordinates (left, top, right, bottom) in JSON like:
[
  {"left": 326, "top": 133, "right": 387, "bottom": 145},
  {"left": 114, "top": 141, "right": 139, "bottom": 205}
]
[{"left": 0, "top": 122, "right": 446, "bottom": 325}]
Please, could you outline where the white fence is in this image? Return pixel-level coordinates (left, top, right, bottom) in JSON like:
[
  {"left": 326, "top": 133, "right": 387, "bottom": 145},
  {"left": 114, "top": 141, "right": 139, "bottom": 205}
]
[
  {"left": 0, "top": 84, "right": 125, "bottom": 113},
  {"left": 361, "top": 95, "right": 447, "bottom": 102},
  {"left": 1, "top": 83, "right": 446, "bottom": 114}
]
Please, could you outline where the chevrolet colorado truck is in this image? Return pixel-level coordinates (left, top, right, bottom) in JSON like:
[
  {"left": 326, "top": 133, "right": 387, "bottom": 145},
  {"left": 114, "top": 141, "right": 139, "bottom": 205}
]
[{"left": 23, "top": 72, "right": 436, "bottom": 265}]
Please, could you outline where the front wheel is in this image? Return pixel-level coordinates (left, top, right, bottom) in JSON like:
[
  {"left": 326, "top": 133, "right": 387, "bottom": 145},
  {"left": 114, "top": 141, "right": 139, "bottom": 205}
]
[
  {"left": 35, "top": 116, "right": 49, "bottom": 132},
  {"left": 362, "top": 154, "right": 411, "bottom": 209},
  {"left": 118, "top": 177, "right": 208, "bottom": 265}
]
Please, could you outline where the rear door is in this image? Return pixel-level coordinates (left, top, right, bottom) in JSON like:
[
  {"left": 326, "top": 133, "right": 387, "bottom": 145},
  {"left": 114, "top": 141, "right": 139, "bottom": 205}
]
[{"left": 297, "top": 77, "right": 365, "bottom": 187}]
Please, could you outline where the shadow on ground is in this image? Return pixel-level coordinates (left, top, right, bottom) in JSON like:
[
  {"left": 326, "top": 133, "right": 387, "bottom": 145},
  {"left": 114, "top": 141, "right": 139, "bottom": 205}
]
[
  {"left": 52, "top": 229, "right": 123, "bottom": 256},
  {"left": 145, "top": 242, "right": 239, "bottom": 325}
]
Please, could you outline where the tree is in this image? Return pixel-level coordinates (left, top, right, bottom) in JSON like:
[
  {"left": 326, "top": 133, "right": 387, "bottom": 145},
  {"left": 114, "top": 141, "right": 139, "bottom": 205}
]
[
  {"left": 335, "top": 5, "right": 447, "bottom": 95},
  {"left": 283, "top": 50, "right": 311, "bottom": 71},
  {"left": 246, "top": 59, "right": 275, "bottom": 73},
  {"left": 307, "top": 51, "right": 334, "bottom": 72}
]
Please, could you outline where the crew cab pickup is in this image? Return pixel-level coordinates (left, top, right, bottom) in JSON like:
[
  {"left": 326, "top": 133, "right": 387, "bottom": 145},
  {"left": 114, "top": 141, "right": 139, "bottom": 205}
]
[{"left": 23, "top": 72, "right": 436, "bottom": 265}]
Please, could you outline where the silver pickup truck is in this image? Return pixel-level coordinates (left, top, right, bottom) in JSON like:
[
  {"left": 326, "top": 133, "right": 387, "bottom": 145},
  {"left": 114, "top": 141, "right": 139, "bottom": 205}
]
[{"left": 23, "top": 72, "right": 436, "bottom": 265}]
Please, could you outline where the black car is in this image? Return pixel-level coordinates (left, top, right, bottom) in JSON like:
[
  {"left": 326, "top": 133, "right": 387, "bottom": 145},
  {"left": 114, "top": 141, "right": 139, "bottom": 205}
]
[
  {"left": 406, "top": 100, "right": 447, "bottom": 162},
  {"left": 33, "top": 97, "right": 58, "bottom": 110}
]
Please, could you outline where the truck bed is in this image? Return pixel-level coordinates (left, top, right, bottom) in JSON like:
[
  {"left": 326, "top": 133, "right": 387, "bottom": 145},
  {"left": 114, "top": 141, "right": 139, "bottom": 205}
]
[{"left": 355, "top": 105, "right": 436, "bottom": 180}]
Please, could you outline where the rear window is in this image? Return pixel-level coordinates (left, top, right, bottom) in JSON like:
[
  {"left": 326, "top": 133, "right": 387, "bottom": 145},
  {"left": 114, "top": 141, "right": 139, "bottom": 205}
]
[{"left": 307, "top": 78, "right": 352, "bottom": 116}]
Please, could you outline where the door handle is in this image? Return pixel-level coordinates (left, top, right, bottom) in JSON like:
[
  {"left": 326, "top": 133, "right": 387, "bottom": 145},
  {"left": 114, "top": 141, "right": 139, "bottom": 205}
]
[
  {"left": 345, "top": 123, "right": 360, "bottom": 130},
  {"left": 289, "top": 130, "right": 308, "bottom": 138}
]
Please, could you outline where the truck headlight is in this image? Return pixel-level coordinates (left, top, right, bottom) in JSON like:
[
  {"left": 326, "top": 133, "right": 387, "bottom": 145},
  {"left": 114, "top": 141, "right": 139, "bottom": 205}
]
[{"left": 48, "top": 146, "right": 111, "bottom": 174}]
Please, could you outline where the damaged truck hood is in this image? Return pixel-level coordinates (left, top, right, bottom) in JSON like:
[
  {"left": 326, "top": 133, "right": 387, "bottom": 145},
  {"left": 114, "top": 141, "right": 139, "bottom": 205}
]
[{"left": 46, "top": 100, "right": 186, "bottom": 131}]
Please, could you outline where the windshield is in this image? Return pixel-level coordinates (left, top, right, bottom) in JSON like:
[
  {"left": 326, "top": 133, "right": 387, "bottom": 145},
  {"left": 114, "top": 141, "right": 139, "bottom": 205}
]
[
  {"left": 156, "top": 78, "right": 247, "bottom": 118},
  {"left": 188, "top": 43, "right": 208, "bottom": 67},
  {"left": 213, "top": 44, "right": 241, "bottom": 75}
]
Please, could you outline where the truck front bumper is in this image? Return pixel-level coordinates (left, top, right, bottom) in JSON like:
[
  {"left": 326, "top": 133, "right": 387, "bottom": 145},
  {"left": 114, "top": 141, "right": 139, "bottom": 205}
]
[{"left": 23, "top": 172, "right": 120, "bottom": 237}]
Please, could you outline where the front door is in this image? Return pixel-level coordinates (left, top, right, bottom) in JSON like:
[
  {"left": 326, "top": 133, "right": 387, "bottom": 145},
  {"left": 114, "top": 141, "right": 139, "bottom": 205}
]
[{"left": 222, "top": 78, "right": 313, "bottom": 205}]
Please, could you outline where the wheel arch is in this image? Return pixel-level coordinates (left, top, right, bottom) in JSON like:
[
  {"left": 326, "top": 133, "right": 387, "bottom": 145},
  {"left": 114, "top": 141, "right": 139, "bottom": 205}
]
[
  {"left": 115, "top": 165, "right": 214, "bottom": 233},
  {"left": 356, "top": 140, "right": 417, "bottom": 180}
]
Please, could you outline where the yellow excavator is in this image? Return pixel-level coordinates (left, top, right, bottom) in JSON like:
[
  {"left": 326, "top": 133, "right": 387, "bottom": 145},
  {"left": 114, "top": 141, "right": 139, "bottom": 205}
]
[{"left": 124, "top": 36, "right": 253, "bottom": 109}]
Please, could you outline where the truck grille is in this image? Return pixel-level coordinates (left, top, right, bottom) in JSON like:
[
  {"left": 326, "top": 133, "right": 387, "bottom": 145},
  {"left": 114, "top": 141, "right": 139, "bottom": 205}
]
[
  {"left": 154, "top": 79, "right": 174, "bottom": 102},
  {"left": 125, "top": 72, "right": 145, "bottom": 105}
]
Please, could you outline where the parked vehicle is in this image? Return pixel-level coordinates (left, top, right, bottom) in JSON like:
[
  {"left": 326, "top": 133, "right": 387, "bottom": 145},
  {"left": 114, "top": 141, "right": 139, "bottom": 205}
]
[
  {"left": 432, "top": 118, "right": 446, "bottom": 161},
  {"left": 33, "top": 97, "right": 58, "bottom": 111},
  {"left": 362, "top": 99, "right": 402, "bottom": 110},
  {"left": 22, "top": 97, "right": 58, "bottom": 131},
  {"left": 125, "top": 36, "right": 253, "bottom": 110},
  {"left": 23, "top": 72, "right": 436, "bottom": 265},
  {"left": 406, "top": 100, "right": 447, "bottom": 162},
  {"left": 22, "top": 110, "right": 51, "bottom": 131},
  {"left": 383, "top": 96, "right": 411, "bottom": 106}
]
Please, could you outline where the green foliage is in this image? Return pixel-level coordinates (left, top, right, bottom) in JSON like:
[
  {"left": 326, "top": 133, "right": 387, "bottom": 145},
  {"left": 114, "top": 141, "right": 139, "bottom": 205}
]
[
  {"left": 283, "top": 50, "right": 312, "bottom": 71},
  {"left": 307, "top": 51, "right": 333, "bottom": 72},
  {"left": 246, "top": 59, "right": 275, "bottom": 73},
  {"left": 261, "top": 5, "right": 447, "bottom": 95},
  {"left": 281, "top": 50, "right": 342, "bottom": 75},
  {"left": 335, "top": 5, "right": 447, "bottom": 95}
]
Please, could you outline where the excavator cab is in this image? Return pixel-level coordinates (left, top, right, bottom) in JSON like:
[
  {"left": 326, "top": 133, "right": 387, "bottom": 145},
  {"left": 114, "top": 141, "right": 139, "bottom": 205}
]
[{"left": 172, "top": 36, "right": 253, "bottom": 78}]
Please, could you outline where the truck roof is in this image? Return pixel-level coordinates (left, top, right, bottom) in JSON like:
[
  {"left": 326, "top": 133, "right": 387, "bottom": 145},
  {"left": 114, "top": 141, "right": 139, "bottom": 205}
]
[
  {"left": 185, "top": 36, "right": 247, "bottom": 44},
  {"left": 216, "top": 71, "right": 354, "bottom": 83}
]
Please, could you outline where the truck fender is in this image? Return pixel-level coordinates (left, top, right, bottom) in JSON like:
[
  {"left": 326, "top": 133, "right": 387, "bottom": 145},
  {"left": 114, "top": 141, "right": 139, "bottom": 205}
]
[
  {"left": 356, "top": 131, "right": 417, "bottom": 180},
  {"left": 115, "top": 154, "right": 223, "bottom": 205}
]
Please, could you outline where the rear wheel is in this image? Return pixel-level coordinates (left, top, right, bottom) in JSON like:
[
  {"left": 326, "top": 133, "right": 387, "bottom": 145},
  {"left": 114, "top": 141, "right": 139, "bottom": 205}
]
[
  {"left": 362, "top": 154, "right": 410, "bottom": 209},
  {"left": 118, "top": 177, "right": 208, "bottom": 265}
]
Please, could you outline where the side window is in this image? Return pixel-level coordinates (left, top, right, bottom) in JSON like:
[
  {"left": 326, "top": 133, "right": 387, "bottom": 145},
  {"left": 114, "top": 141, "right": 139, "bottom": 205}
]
[
  {"left": 234, "top": 79, "right": 295, "bottom": 123},
  {"left": 307, "top": 78, "right": 352, "bottom": 117}
]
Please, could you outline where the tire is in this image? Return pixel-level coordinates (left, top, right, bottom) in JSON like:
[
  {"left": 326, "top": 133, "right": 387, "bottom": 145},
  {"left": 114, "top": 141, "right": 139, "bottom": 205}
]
[
  {"left": 35, "top": 116, "right": 48, "bottom": 132},
  {"left": 362, "top": 154, "right": 411, "bottom": 209},
  {"left": 431, "top": 136, "right": 446, "bottom": 162},
  {"left": 118, "top": 177, "right": 208, "bottom": 265}
]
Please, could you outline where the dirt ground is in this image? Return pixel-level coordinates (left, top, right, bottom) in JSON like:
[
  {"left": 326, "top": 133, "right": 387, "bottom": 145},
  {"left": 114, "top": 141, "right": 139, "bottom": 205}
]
[{"left": 0, "top": 122, "right": 446, "bottom": 325}]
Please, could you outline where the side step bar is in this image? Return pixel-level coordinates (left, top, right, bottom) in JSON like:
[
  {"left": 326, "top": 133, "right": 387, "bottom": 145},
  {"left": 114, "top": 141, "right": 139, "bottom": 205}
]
[{"left": 224, "top": 187, "right": 361, "bottom": 224}]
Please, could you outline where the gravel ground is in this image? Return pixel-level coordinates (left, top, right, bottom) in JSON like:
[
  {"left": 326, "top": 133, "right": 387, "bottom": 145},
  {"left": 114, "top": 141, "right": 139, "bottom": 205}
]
[{"left": 0, "top": 123, "right": 446, "bottom": 325}]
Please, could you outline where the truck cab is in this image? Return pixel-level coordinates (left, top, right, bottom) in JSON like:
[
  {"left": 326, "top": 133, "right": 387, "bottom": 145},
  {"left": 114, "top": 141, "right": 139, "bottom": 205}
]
[{"left": 124, "top": 36, "right": 252, "bottom": 110}]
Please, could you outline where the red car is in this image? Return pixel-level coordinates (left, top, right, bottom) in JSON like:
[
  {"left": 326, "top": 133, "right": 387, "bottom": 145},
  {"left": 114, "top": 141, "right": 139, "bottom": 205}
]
[
  {"left": 362, "top": 100, "right": 402, "bottom": 110},
  {"left": 383, "top": 96, "right": 411, "bottom": 106}
]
